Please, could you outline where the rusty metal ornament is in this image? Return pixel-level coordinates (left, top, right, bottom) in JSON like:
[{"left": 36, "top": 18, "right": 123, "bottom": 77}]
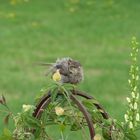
[{"left": 33, "top": 89, "right": 109, "bottom": 140}]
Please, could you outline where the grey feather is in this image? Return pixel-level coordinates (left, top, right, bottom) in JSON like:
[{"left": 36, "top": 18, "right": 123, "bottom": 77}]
[{"left": 50, "top": 57, "right": 84, "bottom": 84}]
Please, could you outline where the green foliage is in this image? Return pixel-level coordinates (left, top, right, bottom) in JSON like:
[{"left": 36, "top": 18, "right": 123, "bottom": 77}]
[
  {"left": 123, "top": 37, "right": 140, "bottom": 139},
  {"left": 0, "top": 0, "right": 140, "bottom": 137},
  {"left": 0, "top": 38, "right": 139, "bottom": 139},
  {"left": 1, "top": 1, "right": 140, "bottom": 138},
  {"left": 0, "top": 128, "right": 13, "bottom": 140}
]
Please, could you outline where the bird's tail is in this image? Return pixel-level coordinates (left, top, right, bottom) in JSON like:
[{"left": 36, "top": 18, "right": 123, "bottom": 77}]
[{"left": 35, "top": 62, "right": 54, "bottom": 66}]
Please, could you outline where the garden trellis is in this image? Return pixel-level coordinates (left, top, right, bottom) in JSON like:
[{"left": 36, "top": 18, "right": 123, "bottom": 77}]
[{"left": 33, "top": 88, "right": 110, "bottom": 140}]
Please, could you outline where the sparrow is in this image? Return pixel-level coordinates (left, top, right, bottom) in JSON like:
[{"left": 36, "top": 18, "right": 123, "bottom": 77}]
[{"left": 38, "top": 57, "right": 84, "bottom": 84}]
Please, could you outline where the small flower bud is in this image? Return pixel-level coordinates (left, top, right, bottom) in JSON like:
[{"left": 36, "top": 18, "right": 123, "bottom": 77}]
[
  {"left": 22, "top": 104, "right": 35, "bottom": 112},
  {"left": 136, "top": 93, "right": 139, "bottom": 99},
  {"left": 129, "top": 104, "right": 133, "bottom": 109},
  {"left": 134, "top": 102, "right": 137, "bottom": 110},
  {"left": 124, "top": 114, "right": 129, "bottom": 122},
  {"left": 121, "top": 122, "right": 124, "bottom": 126},
  {"left": 136, "top": 113, "right": 140, "bottom": 121},
  {"left": 126, "top": 97, "right": 131, "bottom": 103},
  {"left": 55, "top": 106, "right": 64, "bottom": 116},
  {"left": 131, "top": 65, "right": 134, "bottom": 69},
  {"left": 131, "top": 92, "right": 135, "bottom": 98},
  {"left": 136, "top": 76, "right": 139, "bottom": 80},
  {"left": 130, "top": 116, "right": 132, "bottom": 121},
  {"left": 40, "top": 89, "right": 44, "bottom": 92},
  {"left": 132, "top": 74, "right": 135, "bottom": 79},
  {"left": 94, "top": 134, "right": 102, "bottom": 140},
  {"left": 134, "top": 86, "right": 137, "bottom": 92},
  {"left": 129, "top": 121, "right": 133, "bottom": 129},
  {"left": 133, "top": 57, "right": 137, "bottom": 61},
  {"left": 136, "top": 66, "right": 139, "bottom": 71},
  {"left": 128, "top": 79, "right": 131, "bottom": 84}
]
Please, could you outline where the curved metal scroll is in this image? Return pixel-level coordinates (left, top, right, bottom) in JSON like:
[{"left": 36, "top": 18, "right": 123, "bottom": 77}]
[
  {"left": 70, "top": 94, "right": 95, "bottom": 139},
  {"left": 33, "top": 90, "right": 109, "bottom": 140},
  {"left": 71, "top": 90, "right": 109, "bottom": 119}
]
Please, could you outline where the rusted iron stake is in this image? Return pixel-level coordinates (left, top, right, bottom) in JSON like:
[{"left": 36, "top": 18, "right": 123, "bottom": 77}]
[{"left": 70, "top": 94, "right": 95, "bottom": 140}]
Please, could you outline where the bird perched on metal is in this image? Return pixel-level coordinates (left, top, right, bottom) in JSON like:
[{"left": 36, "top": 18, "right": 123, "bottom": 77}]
[{"left": 39, "top": 57, "right": 84, "bottom": 84}]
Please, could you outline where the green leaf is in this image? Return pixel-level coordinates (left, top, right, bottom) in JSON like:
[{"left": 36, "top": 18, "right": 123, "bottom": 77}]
[
  {"left": 59, "top": 123, "right": 66, "bottom": 132},
  {"left": 0, "top": 128, "right": 13, "bottom": 140},
  {"left": 34, "top": 128, "right": 42, "bottom": 138},
  {"left": 82, "top": 99, "right": 100, "bottom": 109},
  {"left": 70, "top": 121, "right": 81, "bottom": 131},
  {"left": 57, "top": 115, "right": 65, "bottom": 123},
  {"left": 102, "top": 127, "right": 111, "bottom": 140},
  {"left": 91, "top": 111, "right": 103, "bottom": 122},
  {"left": 51, "top": 88, "right": 58, "bottom": 102},
  {"left": 82, "top": 99, "right": 94, "bottom": 110},
  {"left": 125, "top": 132, "right": 137, "bottom": 140},
  {"left": 24, "top": 115, "right": 41, "bottom": 128},
  {"left": 103, "top": 118, "right": 113, "bottom": 126}
]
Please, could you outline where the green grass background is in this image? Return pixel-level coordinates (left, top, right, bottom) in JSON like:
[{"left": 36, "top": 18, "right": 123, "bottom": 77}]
[{"left": 0, "top": 0, "right": 140, "bottom": 138}]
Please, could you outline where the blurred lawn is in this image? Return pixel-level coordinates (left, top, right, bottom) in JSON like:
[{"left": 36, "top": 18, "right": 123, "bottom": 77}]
[{"left": 0, "top": 0, "right": 140, "bottom": 138}]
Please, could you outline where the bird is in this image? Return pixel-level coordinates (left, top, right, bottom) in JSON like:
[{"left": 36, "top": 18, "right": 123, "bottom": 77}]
[{"left": 38, "top": 57, "right": 84, "bottom": 84}]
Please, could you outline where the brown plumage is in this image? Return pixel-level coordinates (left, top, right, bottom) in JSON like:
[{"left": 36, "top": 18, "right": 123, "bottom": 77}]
[{"left": 40, "top": 57, "right": 84, "bottom": 84}]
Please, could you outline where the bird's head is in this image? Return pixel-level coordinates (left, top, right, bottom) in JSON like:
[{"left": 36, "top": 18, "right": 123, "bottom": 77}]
[{"left": 68, "top": 60, "right": 82, "bottom": 74}]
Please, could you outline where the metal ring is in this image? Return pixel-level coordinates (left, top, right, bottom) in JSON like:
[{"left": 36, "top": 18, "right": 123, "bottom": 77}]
[{"left": 33, "top": 90, "right": 109, "bottom": 140}]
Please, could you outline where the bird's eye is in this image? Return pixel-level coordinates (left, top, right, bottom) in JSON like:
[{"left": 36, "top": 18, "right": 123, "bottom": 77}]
[
  {"left": 56, "top": 65, "right": 62, "bottom": 69},
  {"left": 69, "top": 65, "right": 75, "bottom": 69},
  {"left": 69, "top": 71, "right": 73, "bottom": 74}
]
